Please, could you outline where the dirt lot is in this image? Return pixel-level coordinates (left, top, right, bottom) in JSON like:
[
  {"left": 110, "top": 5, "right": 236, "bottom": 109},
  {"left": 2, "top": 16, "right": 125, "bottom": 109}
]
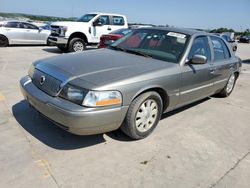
[{"left": 0, "top": 44, "right": 250, "bottom": 188}]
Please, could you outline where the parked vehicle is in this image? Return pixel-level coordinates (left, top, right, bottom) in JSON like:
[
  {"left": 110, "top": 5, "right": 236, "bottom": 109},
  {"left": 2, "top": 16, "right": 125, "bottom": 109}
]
[
  {"left": 48, "top": 12, "right": 128, "bottom": 52},
  {"left": 239, "top": 35, "right": 250, "bottom": 43},
  {"left": 0, "top": 21, "right": 51, "bottom": 47},
  {"left": 221, "top": 35, "right": 237, "bottom": 51},
  {"left": 20, "top": 27, "right": 241, "bottom": 139},
  {"left": 98, "top": 28, "right": 132, "bottom": 48}
]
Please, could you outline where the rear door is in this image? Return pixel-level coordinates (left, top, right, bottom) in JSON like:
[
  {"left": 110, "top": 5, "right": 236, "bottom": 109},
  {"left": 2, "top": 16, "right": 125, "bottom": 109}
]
[
  {"left": 2, "top": 22, "right": 26, "bottom": 44},
  {"left": 110, "top": 16, "right": 127, "bottom": 31},
  {"left": 180, "top": 36, "right": 214, "bottom": 105},
  {"left": 209, "top": 36, "right": 235, "bottom": 91}
]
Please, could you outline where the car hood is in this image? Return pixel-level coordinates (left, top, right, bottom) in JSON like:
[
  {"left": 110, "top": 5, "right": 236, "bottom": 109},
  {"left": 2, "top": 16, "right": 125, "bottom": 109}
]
[
  {"left": 51, "top": 21, "right": 88, "bottom": 27},
  {"left": 35, "top": 49, "right": 175, "bottom": 89}
]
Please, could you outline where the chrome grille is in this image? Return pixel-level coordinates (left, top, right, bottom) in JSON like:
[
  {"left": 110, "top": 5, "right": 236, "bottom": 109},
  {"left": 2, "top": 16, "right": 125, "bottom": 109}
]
[
  {"left": 32, "top": 69, "right": 62, "bottom": 96},
  {"left": 50, "top": 26, "right": 61, "bottom": 37}
]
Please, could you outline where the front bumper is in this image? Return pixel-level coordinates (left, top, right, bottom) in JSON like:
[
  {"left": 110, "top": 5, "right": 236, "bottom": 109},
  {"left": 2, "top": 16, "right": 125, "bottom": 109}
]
[
  {"left": 48, "top": 36, "right": 69, "bottom": 46},
  {"left": 20, "top": 76, "right": 128, "bottom": 135}
]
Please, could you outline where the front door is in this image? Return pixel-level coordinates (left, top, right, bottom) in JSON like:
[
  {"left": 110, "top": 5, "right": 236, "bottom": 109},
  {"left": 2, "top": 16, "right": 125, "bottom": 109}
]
[
  {"left": 92, "top": 15, "right": 112, "bottom": 43},
  {"left": 179, "top": 36, "right": 214, "bottom": 105}
]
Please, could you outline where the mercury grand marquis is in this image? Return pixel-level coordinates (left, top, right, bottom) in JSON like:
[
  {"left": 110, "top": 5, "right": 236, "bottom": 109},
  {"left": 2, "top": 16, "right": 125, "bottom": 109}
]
[{"left": 20, "top": 27, "right": 241, "bottom": 139}]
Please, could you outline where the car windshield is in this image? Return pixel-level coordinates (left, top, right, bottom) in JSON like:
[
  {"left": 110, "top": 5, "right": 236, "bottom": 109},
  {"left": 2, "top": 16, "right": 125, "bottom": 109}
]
[
  {"left": 77, "top": 14, "right": 97, "bottom": 22},
  {"left": 109, "top": 29, "right": 190, "bottom": 63}
]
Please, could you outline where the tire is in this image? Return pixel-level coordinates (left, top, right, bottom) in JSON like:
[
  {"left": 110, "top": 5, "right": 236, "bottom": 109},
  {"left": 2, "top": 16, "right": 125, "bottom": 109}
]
[
  {"left": 57, "top": 46, "right": 68, "bottom": 52},
  {"left": 217, "top": 73, "right": 237, "bottom": 97},
  {"left": 68, "top": 38, "right": 86, "bottom": 52},
  {"left": 121, "top": 91, "right": 163, "bottom": 140},
  {"left": 0, "top": 35, "right": 9, "bottom": 47}
]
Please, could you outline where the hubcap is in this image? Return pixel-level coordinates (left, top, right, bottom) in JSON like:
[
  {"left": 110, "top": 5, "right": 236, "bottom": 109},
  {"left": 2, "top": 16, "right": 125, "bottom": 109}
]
[
  {"left": 226, "top": 74, "right": 235, "bottom": 93},
  {"left": 135, "top": 99, "right": 158, "bottom": 132},
  {"left": 73, "top": 41, "right": 84, "bottom": 52}
]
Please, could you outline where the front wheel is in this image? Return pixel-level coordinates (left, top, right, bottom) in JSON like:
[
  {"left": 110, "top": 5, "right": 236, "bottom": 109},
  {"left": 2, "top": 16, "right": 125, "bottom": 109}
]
[
  {"left": 0, "top": 35, "right": 9, "bottom": 47},
  {"left": 68, "top": 38, "right": 86, "bottom": 52},
  {"left": 217, "top": 73, "right": 237, "bottom": 97},
  {"left": 121, "top": 91, "right": 163, "bottom": 140}
]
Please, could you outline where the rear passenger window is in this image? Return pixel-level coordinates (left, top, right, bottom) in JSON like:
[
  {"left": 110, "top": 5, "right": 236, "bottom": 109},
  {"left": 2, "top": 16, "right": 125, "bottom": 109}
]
[
  {"left": 188, "top": 36, "right": 211, "bottom": 61},
  {"left": 4, "top": 22, "right": 19, "bottom": 28},
  {"left": 211, "top": 36, "right": 231, "bottom": 61},
  {"left": 112, "top": 16, "right": 125, "bottom": 26}
]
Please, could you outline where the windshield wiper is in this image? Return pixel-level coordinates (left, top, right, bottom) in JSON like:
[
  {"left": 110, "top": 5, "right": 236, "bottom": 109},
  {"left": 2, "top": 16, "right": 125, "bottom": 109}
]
[
  {"left": 126, "top": 49, "right": 152, "bottom": 58},
  {"left": 110, "top": 46, "right": 152, "bottom": 58},
  {"left": 109, "top": 45, "right": 127, "bottom": 52}
]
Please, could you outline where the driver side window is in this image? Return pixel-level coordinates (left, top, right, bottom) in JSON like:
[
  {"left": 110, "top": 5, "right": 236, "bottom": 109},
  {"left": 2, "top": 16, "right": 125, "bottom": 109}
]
[
  {"left": 188, "top": 36, "right": 211, "bottom": 61},
  {"left": 96, "top": 15, "right": 110, "bottom": 25}
]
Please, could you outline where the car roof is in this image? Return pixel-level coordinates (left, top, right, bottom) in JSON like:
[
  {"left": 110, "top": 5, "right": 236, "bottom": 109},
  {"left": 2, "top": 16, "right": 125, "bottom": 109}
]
[
  {"left": 88, "top": 12, "right": 126, "bottom": 17},
  {"left": 138, "top": 27, "right": 207, "bottom": 36}
]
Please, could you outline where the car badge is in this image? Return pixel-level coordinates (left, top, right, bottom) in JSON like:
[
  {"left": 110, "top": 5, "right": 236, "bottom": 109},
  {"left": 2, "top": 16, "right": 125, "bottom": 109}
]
[{"left": 40, "top": 75, "right": 46, "bottom": 85}]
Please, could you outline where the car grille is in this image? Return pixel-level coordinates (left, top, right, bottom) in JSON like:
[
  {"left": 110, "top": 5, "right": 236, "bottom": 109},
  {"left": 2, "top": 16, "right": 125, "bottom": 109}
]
[
  {"left": 32, "top": 69, "right": 62, "bottom": 97},
  {"left": 50, "top": 26, "right": 61, "bottom": 37}
]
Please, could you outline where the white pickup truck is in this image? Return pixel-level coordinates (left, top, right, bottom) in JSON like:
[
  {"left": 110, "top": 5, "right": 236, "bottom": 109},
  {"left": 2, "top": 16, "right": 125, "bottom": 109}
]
[{"left": 48, "top": 12, "right": 128, "bottom": 52}]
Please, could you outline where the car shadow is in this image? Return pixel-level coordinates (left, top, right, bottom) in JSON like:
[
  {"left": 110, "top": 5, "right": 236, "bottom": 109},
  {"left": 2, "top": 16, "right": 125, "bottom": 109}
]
[
  {"left": 161, "top": 97, "right": 210, "bottom": 120},
  {"left": 242, "top": 59, "right": 250, "bottom": 64},
  {"left": 12, "top": 100, "right": 106, "bottom": 150},
  {"left": 42, "top": 47, "right": 64, "bottom": 54},
  {"left": 12, "top": 98, "right": 212, "bottom": 148},
  {"left": 42, "top": 46, "right": 99, "bottom": 54}
]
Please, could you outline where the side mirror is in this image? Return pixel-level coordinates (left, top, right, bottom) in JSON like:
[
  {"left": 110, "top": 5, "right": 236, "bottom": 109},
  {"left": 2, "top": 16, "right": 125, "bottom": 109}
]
[
  {"left": 93, "top": 20, "right": 103, "bottom": 27},
  {"left": 38, "top": 27, "right": 43, "bottom": 32},
  {"left": 190, "top": 54, "right": 207, "bottom": 64}
]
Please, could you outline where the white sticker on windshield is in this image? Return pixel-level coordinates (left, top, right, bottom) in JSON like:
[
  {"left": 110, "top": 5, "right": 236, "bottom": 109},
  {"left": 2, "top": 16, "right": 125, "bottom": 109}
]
[{"left": 167, "top": 32, "right": 186, "bottom": 38}]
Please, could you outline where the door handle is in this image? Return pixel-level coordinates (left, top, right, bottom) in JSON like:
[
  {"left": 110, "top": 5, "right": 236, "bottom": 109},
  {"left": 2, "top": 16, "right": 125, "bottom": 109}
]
[
  {"left": 107, "top": 27, "right": 111, "bottom": 31},
  {"left": 210, "top": 67, "right": 216, "bottom": 74},
  {"left": 229, "top": 64, "right": 234, "bottom": 70}
]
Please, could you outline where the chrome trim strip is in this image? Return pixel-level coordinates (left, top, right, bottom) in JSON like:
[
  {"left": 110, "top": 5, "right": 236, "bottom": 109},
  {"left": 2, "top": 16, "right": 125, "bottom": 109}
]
[
  {"left": 214, "top": 78, "right": 228, "bottom": 85},
  {"left": 23, "top": 79, "right": 31, "bottom": 86},
  {"left": 180, "top": 78, "right": 228, "bottom": 95},
  {"left": 180, "top": 83, "right": 213, "bottom": 95}
]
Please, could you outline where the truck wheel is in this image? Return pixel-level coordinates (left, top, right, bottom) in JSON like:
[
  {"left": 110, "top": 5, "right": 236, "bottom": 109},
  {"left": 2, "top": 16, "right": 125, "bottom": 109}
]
[
  {"left": 217, "top": 73, "right": 237, "bottom": 97},
  {"left": 121, "top": 91, "right": 163, "bottom": 140},
  {"left": 68, "top": 38, "right": 86, "bottom": 52},
  {"left": 0, "top": 35, "right": 9, "bottom": 47}
]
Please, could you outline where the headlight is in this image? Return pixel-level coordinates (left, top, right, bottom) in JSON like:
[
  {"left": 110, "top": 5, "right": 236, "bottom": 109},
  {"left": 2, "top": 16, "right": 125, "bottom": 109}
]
[
  {"left": 83, "top": 91, "right": 122, "bottom": 107},
  {"left": 60, "top": 26, "right": 68, "bottom": 36},
  {"left": 28, "top": 64, "right": 35, "bottom": 78},
  {"left": 59, "top": 85, "right": 86, "bottom": 105}
]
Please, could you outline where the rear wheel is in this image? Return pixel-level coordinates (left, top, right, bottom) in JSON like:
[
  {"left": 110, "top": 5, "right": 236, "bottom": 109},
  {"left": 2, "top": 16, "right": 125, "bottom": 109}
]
[
  {"left": 217, "top": 73, "right": 237, "bottom": 97},
  {"left": 68, "top": 38, "right": 86, "bottom": 52},
  {"left": 121, "top": 91, "right": 163, "bottom": 140},
  {"left": 0, "top": 35, "right": 9, "bottom": 47}
]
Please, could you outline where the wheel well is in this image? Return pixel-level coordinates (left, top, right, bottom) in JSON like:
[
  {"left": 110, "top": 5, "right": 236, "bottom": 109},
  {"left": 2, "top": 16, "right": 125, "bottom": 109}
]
[
  {"left": 134, "top": 88, "right": 169, "bottom": 112},
  {"left": 234, "top": 71, "right": 239, "bottom": 79},
  {"left": 0, "top": 34, "right": 9, "bottom": 44},
  {"left": 68, "top": 32, "right": 88, "bottom": 44}
]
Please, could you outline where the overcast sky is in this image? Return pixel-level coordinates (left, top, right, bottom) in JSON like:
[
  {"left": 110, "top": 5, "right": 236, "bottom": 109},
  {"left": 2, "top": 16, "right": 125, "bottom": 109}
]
[{"left": 0, "top": 0, "right": 249, "bottom": 31}]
